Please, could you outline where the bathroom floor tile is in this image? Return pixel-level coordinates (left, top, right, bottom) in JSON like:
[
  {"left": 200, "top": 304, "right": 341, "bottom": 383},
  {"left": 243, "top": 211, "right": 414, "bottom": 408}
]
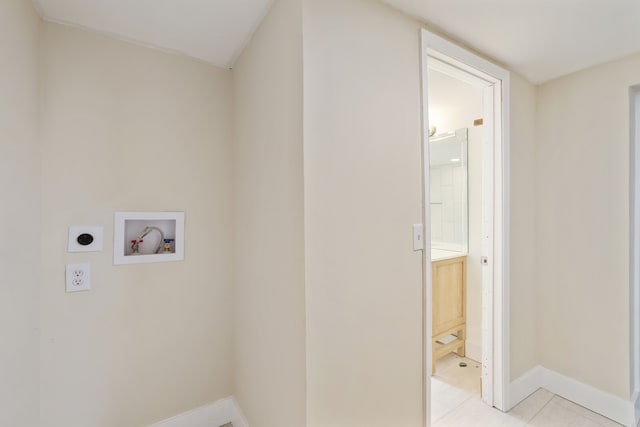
[
  {"left": 509, "top": 388, "right": 554, "bottom": 423},
  {"left": 433, "top": 395, "right": 526, "bottom": 427},
  {"left": 431, "top": 377, "right": 474, "bottom": 423},
  {"left": 429, "top": 359, "right": 623, "bottom": 427},
  {"left": 529, "top": 396, "right": 622, "bottom": 427}
]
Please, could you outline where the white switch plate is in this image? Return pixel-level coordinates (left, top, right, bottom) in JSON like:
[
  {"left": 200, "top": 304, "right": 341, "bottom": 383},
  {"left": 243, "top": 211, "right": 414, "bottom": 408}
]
[
  {"left": 413, "top": 224, "right": 424, "bottom": 251},
  {"left": 68, "top": 226, "right": 103, "bottom": 252},
  {"left": 66, "top": 263, "right": 91, "bottom": 292}
]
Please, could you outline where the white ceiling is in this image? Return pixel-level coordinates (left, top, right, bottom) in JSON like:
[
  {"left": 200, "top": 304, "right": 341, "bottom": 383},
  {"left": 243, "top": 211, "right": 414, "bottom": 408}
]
[
  {"left": 381, "top": 0, "right": 640, "bottom": 83},
  {"left": 32, "top": 0, "right": 274, "bottom": 69},
  {"left": 33, "top": 0, "right": 640, "bottom": 83}
]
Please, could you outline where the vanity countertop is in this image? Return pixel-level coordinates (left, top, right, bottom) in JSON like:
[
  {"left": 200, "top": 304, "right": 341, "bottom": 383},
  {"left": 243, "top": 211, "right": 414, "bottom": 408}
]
[{"left": 431, "top": 249, "right": 467, "bottom": 262}]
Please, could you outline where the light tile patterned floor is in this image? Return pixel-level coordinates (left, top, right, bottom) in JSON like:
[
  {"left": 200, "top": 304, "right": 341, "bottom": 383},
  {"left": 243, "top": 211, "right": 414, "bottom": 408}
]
[
  {"left": 432, "top": 353, "right": 622, "bottom": 426},
  {"left": 220, "top": 354, "right": 623, "bottom": 427}
]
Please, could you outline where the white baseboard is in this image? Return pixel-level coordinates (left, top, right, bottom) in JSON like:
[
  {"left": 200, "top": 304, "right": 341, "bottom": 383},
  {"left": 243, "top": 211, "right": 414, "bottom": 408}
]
[
  {"left": 510, "top": 366, "right": 635, "bottom": 426},
  {"left": 509, "top": 365, "right": 544, "bottom": 409},
  {"left": 539, "top": 367, "right": 634, "bottom": 426},
  {"left": 150, "top": 396, "right": 248, "bottom": 427},
  {"left": 229, "top": 397, "right": 249, "bottom": 427}
]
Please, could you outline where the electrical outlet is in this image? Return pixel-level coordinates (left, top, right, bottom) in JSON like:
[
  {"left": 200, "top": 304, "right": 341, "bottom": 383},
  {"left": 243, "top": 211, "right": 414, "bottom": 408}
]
[
  {"left": 68, "top": 226, "right": 103, "bottom": 252},
  {"left": 66, "top": 263, "right": 91, "bottom": 292}
]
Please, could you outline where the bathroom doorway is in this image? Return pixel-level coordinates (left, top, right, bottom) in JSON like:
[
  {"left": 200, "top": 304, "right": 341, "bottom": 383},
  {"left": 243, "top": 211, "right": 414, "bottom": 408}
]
[
  {"left": 420, "top": 30, "right": 511, "bottom": 426},
  {"left": 427, "top": 73, "right": 483, "bottom": 424}
]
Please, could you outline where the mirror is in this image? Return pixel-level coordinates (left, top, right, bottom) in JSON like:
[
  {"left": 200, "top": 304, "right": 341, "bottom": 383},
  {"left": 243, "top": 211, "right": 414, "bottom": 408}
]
[{"left": 429, "top": 128, "right": 468, "bottom": 254}]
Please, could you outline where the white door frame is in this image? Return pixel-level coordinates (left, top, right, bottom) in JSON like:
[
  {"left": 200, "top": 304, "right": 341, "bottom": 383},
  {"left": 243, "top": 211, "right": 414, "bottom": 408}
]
[
  {"left": 629, "top": 86, "right": 640, "bottom": 425},
  {"left": 420, "top": 29, "right": 511, "bottom": 425}
]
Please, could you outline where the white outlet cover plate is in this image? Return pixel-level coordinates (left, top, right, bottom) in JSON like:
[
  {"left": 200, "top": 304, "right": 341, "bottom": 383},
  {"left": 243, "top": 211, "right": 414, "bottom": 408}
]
[
  {"left": 68, "top": 226, "right": 103, "bottom": 252},
  {"left": 66, "top": 263, "right": 91, "bottom": 292}
]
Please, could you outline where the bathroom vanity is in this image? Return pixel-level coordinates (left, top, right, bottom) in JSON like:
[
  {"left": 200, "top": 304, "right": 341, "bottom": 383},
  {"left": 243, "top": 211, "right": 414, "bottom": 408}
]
[
  {"left": 431, "top": 253, "right": 467, "bottom": 373},
  {"left": 429, "top": 129, "right": 469, "bottom": 373}
]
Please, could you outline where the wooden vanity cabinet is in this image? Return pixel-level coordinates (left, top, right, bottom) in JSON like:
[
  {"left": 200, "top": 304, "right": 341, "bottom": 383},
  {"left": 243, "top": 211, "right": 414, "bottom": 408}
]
[{"left": 432, "top": 255, "right": 467, "bottom": 373}]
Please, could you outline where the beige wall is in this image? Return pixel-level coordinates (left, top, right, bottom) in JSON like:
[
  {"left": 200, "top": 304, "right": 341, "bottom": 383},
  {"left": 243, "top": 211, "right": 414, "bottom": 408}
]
[
  {"left": 0, "top": 1, "right": 41, "bottom": 425},
  {"left": 303, "top": 1, "right": 541, "bottom": 422},
  {"left": 303, "top": 0, "right": 424, "bottom": 424},
  {"left": 509, "top": 73, "right": 539, "bottom": 380},
  {"left": 39, "top": 23, "right": 234, "bottom": 426},
  {"left": 231, "top": 0, "right": 307, "bottom": 425},
  {"left": 8, "top": 1, "right": 621, "bottom": 424},
  {"left": 536, "top": 54, "right": 640, "bottom": 398},
  {"left": 427, "top": 69, "right": 484, "bottom": 133}
]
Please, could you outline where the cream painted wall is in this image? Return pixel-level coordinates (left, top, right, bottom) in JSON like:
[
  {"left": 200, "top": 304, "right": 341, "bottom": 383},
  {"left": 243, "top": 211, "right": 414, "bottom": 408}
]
[
  {"left": 0, "top": 1, "right": 41, "bottom": 425},
  {"left": 39, "top": 23, "right": 234, "bottom": 426},
  {"left": 428, "top": 69, "right": 484, "bottom": 362},
  {"left": 509, "top": 72, "right": 539, "bottom": 380},
  {"left": 232, "top": 0, "right": 307, "bottom": 426},
  {"left": 427, "top": 69, "right": 483, "bottom": 135},
  {"left": 303, "top": 0, "right": 424, "bottom": 425},
  {"left": 0, "top": 2, "right": 542, "bottom": 425},
  {"left": 303, "top": 1, "right": 541, "bottom": 422},
  {"left": 536, "top": 54, "right": 640, "bottom": 399}
]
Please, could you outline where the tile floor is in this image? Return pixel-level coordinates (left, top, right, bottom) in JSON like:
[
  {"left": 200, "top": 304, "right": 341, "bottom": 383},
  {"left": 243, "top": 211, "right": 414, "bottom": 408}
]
[
  {"left": 432, "top": 353, "right": 622, "bottom": 426},
  {"left": 220, "top": 356, "right": 624, "bottom": 427}
]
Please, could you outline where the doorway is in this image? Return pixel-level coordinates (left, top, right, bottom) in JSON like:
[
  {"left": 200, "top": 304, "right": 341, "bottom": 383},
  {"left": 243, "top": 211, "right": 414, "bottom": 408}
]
[{"left": 420, "top": 29, "right": 511, "bottom": 426}]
